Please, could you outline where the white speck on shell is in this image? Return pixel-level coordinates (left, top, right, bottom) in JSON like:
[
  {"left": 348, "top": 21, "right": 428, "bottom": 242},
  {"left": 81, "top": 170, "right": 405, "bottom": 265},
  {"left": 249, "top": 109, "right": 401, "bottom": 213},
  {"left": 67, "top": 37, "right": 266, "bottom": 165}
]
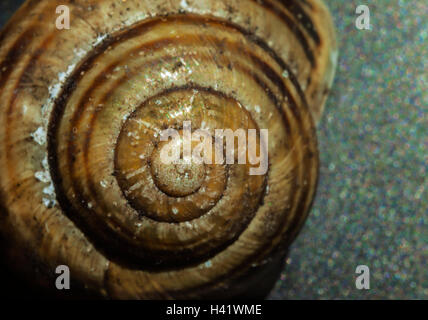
[
  {"left": 42, "top": 198, "right": 56, "bottom": 208},
  {"left": 35, "top": 171, "right": 50, "bottom": 183},
  {"left": 42, "top": 156, "right": 49, "bottom": 170},
  {"left": 31, "top": 127, "right": 46, "bottom": 145},
  {"left": 43, "top": 183, "right": 56, "bottom": 198},
  {"left": 36, "top": 156, "right": 57, "bottom": 208},
  {"left": 94, "top": 33, "right": 108, "bottom": 46},
  {"left": 180, "top": 0, "right": 190, "bottom": 10}
]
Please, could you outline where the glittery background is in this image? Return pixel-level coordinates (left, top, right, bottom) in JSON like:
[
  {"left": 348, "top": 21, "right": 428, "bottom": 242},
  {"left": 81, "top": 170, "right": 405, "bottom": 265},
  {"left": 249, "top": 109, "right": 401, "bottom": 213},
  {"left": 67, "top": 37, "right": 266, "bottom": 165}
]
[{"left": 1, "top": 0, "right": 426, "bottom": 299}]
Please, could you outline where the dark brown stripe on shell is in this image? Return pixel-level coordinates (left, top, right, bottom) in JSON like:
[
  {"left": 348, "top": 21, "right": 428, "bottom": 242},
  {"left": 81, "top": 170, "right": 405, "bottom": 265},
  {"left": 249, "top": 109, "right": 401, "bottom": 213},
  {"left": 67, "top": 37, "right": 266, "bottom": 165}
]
[
  {"left": 278, "top": 0, "right": 321, "bottom": 44},
  {"left": 251, "top": 0, "right": 316, "bottom": 66}
]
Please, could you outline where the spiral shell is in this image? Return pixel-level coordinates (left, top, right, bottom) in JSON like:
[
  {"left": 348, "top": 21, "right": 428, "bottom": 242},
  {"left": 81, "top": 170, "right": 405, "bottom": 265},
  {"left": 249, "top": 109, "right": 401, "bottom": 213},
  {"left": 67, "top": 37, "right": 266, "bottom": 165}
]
[{"left": 0, "top": 0, "right": 336, "bottom": 298}]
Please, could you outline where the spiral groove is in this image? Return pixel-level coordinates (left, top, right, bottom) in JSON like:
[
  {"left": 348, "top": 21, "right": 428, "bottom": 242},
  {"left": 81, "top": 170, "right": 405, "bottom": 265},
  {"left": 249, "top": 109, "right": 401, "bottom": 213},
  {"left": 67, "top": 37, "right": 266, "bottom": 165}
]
[{"left": 0, "top": 0, "right": 337, "bottom": 298}]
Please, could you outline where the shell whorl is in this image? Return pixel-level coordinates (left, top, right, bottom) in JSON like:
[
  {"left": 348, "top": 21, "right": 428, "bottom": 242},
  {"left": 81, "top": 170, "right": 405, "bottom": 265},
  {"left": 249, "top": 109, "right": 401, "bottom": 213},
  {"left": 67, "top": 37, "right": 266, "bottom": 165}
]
[{"left": 0, "top": 0, "right": 336, "bottom": 299}]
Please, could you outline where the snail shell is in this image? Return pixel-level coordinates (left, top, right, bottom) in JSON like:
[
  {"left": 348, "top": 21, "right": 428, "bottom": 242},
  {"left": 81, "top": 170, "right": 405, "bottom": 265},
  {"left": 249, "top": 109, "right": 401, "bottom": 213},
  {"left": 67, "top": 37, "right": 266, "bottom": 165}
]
[{"left": 0, "top": 0, "right": 337, "bottom": 299}]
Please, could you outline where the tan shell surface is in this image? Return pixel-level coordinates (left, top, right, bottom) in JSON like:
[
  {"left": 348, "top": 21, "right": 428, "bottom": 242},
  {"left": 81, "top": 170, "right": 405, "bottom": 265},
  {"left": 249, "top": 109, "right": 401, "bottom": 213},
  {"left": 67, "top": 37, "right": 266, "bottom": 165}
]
[{"left": 0, "top": 0, "right": 336, "bottom": 299}]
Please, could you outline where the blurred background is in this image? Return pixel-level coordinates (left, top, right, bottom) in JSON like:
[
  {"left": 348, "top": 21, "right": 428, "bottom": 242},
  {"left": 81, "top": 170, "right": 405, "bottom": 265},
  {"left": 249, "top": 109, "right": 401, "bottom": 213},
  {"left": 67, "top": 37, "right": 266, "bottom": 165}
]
[{"left": 1, "top": 0, "right": 426, "bottom": 299}]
